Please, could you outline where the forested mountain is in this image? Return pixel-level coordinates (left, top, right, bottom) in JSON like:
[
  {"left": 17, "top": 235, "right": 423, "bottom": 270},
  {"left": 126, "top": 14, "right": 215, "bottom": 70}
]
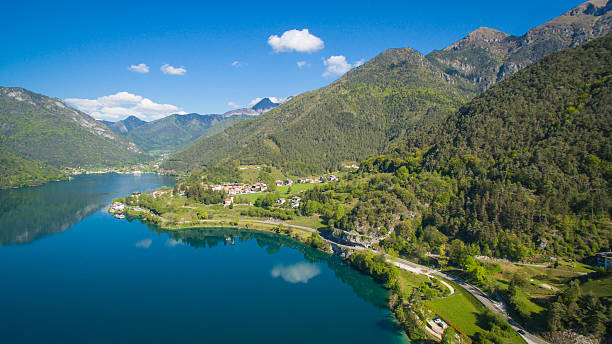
[
  {"left": 119, "top": 113, "right": 246, "bottom": 156},
  {"left": 356, "top": 34, "right": 611, "bottom": 260},
  {"left": 100, "top": 115, "right": 146, "bottom": 134},
  {"left": 0, "top": 87, "right": 147, "bottom": 188},
  {"left": 165, "top": 47, "right": 472, "bottom": 173},
  {"left": 0, "top": 149, "right": 65, "bottom": 188},
  {"left": 166, "top": 0, "right": 611, "bottom": 175},
  {"left": 427, "top": 0, "right": 612, "bottom": 92}
]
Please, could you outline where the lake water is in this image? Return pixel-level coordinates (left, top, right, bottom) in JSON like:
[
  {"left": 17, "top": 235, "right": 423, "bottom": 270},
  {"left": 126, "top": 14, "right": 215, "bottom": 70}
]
[{"left": 0, "top": 174, "right": 409, "bottom": 343}]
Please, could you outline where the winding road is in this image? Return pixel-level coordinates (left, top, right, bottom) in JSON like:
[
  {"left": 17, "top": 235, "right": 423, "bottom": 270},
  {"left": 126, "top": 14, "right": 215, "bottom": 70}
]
[{"left": 389, "top": 256, "right": 548, "bottom": 344}]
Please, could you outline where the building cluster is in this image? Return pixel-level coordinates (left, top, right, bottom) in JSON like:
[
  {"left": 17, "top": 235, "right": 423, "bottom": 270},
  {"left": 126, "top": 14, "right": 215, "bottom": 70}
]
[
  {"left": 109, "top": 202, "right": 125, "bottom": 213},
  {"left": 278, "top": 196, "right": 301, "bottom": 208},
  {"left": 204, "top": 182, "right": 268, "bottom": 195},
  {"left": 275, "top": 175, "right": 339, "bottom": 187},
  {"left": 276, "top": 179, "right": 293, "bottom": 186},
  {"left": 152, "top": 190, "right": 171, "bottom": 198}
]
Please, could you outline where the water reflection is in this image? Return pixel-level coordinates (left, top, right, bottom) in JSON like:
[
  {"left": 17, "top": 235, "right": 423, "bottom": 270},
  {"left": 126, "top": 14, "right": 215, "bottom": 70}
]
[
  {"left": 135, "top": 238, "right": 153, "bottom": 248},
  {"left": 271, "top": 262, "right": 321, "bottom": 283},
  {"left": 0, "top": 174, "right": 175, "bottom": 245},
  {"left": 165, "top": 238, "right": 184, "bottom": 247},
  {"left": 149, "top": 228, "right": 390, "bottom": 309}
]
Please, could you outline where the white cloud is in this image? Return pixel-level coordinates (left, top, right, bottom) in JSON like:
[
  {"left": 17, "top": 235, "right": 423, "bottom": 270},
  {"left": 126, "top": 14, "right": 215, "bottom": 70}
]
[
  {"left": 323, "top": 55, "right": 363, "bottom": 77},
  {"left": 297, "top": 61, "right": 310, "bottom": 68},
  {"left": 65, "top": 91, "right": 186, "bottom": 121},
  {"left": 129, "top": 63, "right": 150, "bottom": 73},
  {"left": 98, "top": 91, "right": 143, "bottom": 106},
  {"left": 231, "top": 61, "right": 247, "bottom": 68},
  {"left": 160, "top": 64, "right": 187, "bottom": 75},
  {"left": 268, "top": 29, "right": 324, "bottom": 53},
  {"left": 135, "top": 238, "right": 152, "bottom": 248},
  {"left": 165, "top": 238, "right": 184, "bottom": 247},
  {"left": 65, "top": 98, "right": 99, "bottom": 113},
  {"left": 271, "top": 263, "right": 321, "bottom": 284},
  {"left": 227, "top": 101, "right": 240, "bottom": 108}
]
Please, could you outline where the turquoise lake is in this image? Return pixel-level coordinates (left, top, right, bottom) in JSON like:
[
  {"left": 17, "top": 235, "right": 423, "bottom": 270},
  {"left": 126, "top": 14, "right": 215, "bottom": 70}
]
[{"left": 0, "top": 174, "right": 409, "bottom": 343}]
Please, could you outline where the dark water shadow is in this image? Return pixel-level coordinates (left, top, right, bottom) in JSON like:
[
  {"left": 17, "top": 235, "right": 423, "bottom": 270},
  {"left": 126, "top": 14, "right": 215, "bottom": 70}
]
[{"left": 0, "top": 174, "right": 175, "bottom": 245}]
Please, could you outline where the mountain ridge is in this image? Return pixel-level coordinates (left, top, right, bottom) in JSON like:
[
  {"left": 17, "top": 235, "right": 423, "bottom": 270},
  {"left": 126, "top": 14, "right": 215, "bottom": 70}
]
[
  {"left": 0, "top": 87, "right": 148, "bottom": 187},
  {"left": 100, "top": 115, "right": 146, "bottom": 135},
  {"left": 165, "top": 46, "right": 472, "bottom": 173},
  {"left": 166, "top": 1, "right": 611, "bottom": 175},
  {"left": 427, "top": 0, "right": 612, "bottom": 92}
]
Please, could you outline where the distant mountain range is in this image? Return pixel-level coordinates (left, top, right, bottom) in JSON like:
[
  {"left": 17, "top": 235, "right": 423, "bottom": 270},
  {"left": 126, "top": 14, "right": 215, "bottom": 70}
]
[
  {"left": 100, "top": 115, "right": 146, "bottom": 135},
  {"left": 165, "top": 0, "right": 612, "bottom": 174},
  {"left": 126, "top": 113, "right": 240, "bottom": 156},
  {"left": 0, "top": 87, "right": 147, "bottom": 188},
  {"left": 98, "top": 97, "right": 287, "bottom": 156},
  {"left": 99, "top": 113, "right": 227, "bottom": 156}
]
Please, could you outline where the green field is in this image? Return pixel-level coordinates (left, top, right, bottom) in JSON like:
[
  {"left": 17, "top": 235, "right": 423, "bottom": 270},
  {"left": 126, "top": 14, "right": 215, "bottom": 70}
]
[
  {"left": 275, "top": 183, "right": 318, "bottom": 195},
  {"left": 581, "top": 273, "right": 612, "bottom": 297},
  {"left": 286, "top": 215, "right": 325, "bottom": 230},
  {"left": 427, "top": 284, "right": 485, "bottom": 338},
  {"left": 235, "top": 182, "right": 319, "bottom": 204},
  {"left": 397, "top": 270, "right": 448, "bottom": 299},
  {"left": 427, "top": 281, "right": 525, "bottom": 344}
]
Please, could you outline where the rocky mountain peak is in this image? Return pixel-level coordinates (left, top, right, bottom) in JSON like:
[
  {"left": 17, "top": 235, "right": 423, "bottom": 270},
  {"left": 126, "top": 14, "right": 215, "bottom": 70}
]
[
  {"left": 251, "top": 98, "right": 278, "bottom": 112},
  {"left": 442, "top": 27, "right": 513, "bottom": 53},
  {"left": 468, "top": 27, "right": 511, "bottom": 39}
]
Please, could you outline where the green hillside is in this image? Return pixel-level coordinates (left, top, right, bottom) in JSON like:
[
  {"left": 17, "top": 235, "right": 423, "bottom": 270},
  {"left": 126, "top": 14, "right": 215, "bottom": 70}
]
[
  {"left": 165, "top": 47, "right": 473, "bottom": 174},
  {"left": 101, "top": 115, "right": 146, "bottom": 134},
  {"left": 124, "top": 113, "right": 243, "bottom": 156},
  {"left": 357, "top": 34, "right": 612, "bottom": 260},
  {"left": 0, "top": 148, "right": 66, "bottom": 188},
  {"left": 167, "top": 1, "right": 611, "bottom": 176},
  {"left": 0, "top": 87, "right": 148, "bottom": 188}
]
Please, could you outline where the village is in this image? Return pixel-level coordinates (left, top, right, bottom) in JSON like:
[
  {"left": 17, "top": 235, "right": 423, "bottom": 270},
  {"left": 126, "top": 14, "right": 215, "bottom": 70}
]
[{"left": 108, "top": 174, "right": 341, "bottom": 213}]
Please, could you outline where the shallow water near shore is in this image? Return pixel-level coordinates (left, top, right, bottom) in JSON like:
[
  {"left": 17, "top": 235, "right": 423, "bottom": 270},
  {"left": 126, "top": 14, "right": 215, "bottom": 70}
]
[{"left": 0, "top": 174, "right": 409, "bottom": 343}]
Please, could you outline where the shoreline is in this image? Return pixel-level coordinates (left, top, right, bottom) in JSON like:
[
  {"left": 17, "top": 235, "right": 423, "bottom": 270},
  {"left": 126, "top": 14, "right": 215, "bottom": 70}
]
[
  {"left": 119, "top": 206, "right": 458, "bottom": 343},
  {"left": 119, "top": 202, "right": 538, "bottom": 343}
]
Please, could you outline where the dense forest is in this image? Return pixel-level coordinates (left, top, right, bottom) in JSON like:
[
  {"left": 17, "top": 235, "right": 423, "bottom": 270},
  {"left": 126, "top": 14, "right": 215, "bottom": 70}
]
[
  {"left": 281, "top": 36, "right": 611, "bottom": 342},
  {"left": 303, "top": 35, "right": 612, "bottom": 261},
  {"left": 0, "top": 148, "right": 66, "bottom": 188}
]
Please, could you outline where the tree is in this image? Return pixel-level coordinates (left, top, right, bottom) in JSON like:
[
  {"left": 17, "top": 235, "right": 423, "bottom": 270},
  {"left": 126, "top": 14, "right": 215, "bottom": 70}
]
[
  {"left": 442, "top": 327, "right": 457, "bottom": 344},
  {"left": 510, "top": 271, "right": 528, "bottom": 287},
  {"left": 448, "top": 239, "right": 468, "bottom": 266}
]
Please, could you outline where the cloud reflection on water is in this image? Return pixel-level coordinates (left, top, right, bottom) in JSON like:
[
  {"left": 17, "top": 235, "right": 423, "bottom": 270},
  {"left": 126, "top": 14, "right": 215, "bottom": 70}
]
[
  {"left": 271, "top": 262, "right": 321, "bottom": 284},
  {"left": 135, "top": 238, "right": 152, "bottom": 248},
  {"left": 165, "top": 238, "right": 184, "bottom": 247}
]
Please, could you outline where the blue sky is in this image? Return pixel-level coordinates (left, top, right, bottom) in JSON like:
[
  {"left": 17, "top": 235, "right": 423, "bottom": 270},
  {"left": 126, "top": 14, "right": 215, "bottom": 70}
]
[{"left": 0, "top": 0, "right": 585, "bottom": 121}]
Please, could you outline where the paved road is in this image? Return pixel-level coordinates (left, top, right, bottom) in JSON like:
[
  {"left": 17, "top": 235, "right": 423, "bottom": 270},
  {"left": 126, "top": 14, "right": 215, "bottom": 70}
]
[
  {"left": 391, "top": 257, "right": 549, "bottom": 344},
  {"left": 392, "top": 260, "right": 455, "bottom": 295}
]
